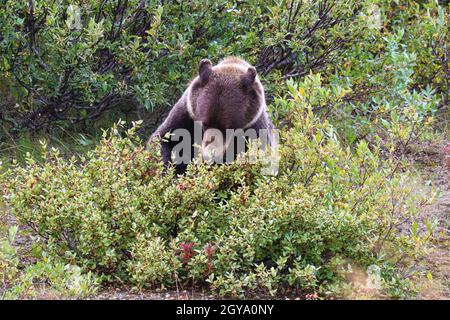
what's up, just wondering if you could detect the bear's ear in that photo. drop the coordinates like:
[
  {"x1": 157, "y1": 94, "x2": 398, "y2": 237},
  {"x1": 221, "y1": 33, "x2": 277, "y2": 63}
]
[
  {"x1": 199, "y1": 59, "x2": 212, "y2": 84},
  {"x1": 241, "y1": 67, "x2": 257, "y2": 87}
]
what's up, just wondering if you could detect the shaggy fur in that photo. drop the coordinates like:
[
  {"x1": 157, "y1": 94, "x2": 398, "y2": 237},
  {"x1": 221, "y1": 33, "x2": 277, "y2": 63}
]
[{"x1": 149, "y1": 57, "x2": 275, "y2": 174}]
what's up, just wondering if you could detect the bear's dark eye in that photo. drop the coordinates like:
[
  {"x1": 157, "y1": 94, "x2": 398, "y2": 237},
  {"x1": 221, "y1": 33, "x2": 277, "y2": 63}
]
[{"x1": 204, "y1": 135, "x2": 215, "y2": 147}]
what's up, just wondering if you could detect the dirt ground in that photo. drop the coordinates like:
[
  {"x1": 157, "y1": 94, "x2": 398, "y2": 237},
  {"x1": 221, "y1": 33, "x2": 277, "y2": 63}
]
[{"x1": 411, "y1": 143, "x2": 450, "y2": 299}]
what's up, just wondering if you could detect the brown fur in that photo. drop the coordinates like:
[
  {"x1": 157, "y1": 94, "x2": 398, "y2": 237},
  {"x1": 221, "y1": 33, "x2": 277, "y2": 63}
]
[
  {"x1": 149, "y1": 57, "x2": 274, "y2": 174},
  {"x1": 188, "y1": 57, "x2": 264, "y2": 129}
]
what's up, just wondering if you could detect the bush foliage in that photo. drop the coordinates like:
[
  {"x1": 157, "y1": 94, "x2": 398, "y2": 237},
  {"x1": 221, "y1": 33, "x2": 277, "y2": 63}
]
[
  {"x1": 0, "y1": 0, "x2": 366, "y2": 131},
  {"x1": 0, "y1": 225, "x2": 98, "y2": 299},
  {"x1": 2, "y1": 91, "x2": 435, "y2": 297},
  {"x1": 4, "y1": 0, "x2": 446, "y2": 133},
  {"x1": 0, "y1": 0, "x2": 447, "y2": 299}
]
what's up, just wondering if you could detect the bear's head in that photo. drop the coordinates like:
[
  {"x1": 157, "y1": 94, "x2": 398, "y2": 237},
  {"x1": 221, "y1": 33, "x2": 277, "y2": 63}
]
[{"x1": 186, "y1": 58, "x2": 266, "y2": 161}]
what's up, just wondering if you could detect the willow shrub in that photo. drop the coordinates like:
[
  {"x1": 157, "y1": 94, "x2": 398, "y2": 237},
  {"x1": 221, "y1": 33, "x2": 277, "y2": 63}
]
[
  {"x1": 0, "y1": 0, "x2": 363, "y2": 131},
  {"x1": 2, "y1": 92, "x2": 433, "y2": 298}
]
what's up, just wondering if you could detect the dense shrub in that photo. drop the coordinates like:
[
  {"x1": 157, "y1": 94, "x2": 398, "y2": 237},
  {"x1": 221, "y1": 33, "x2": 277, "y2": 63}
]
[
  {"x1": 268, "y1": 0, "x2": 447, "y2": 147},
  {"x1": 0, "y1": 0, "x2": 365, "y2": 131},
  {"x1": 2, "y1": 88, "x2": 435, "y2": 298},
  {"x1": 0, "y1": 0, "x2": 446, "y2": 300},
  {"x1": 0, "y1": 226, "x2": 98, "y2": 299}
]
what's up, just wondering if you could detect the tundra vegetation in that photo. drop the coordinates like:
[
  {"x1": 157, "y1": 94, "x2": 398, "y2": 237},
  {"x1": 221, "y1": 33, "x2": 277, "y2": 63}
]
[{"x1": 0, "y1": 0, "x2": 448, "y2": 299}]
